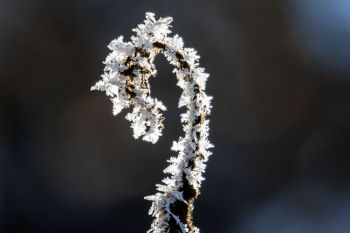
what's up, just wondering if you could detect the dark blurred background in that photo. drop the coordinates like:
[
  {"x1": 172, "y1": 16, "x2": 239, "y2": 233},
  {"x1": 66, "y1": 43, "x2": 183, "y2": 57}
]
[{"x1": 1, "y1": 0, "x2": 350, "y2": 232}]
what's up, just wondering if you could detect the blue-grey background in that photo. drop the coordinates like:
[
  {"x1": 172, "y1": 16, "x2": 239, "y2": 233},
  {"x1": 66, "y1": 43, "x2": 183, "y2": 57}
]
[{"x1": 1, "y1": 0, "x2": 350, "y2": 232}]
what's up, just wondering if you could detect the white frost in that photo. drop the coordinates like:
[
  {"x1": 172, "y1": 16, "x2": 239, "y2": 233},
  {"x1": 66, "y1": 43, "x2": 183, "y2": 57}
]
[{"x1": 91, "y1": 12, "x2": 213, "y2": 233}]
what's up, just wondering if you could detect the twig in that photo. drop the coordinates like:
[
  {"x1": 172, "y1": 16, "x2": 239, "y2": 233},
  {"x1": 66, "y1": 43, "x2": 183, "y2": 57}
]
[{"x1": 91, "y1": 12, "x2": 213, "y2": 233}]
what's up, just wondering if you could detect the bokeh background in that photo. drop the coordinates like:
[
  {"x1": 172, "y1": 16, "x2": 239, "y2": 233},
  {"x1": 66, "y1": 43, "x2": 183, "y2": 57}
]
[{"x1": 1, "y1": 0, "x2": 350, "y2": 232}]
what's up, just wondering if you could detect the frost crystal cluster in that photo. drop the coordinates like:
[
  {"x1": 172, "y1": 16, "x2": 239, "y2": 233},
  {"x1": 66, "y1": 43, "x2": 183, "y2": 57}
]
[{"x1": 91, "y1": 12, "x2": 213, "y2": 233}]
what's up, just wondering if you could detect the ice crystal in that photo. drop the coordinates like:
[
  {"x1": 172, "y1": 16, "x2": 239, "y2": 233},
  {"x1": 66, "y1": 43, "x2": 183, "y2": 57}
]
[{"x1": 91, "y1": 12, "x2": 213, "y2": 233}]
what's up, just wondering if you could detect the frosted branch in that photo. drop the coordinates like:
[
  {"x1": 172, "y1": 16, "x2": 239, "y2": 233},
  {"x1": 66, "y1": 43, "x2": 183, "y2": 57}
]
[{"x1": 91, "y1": 12, "x2": 213, "y2": 233}]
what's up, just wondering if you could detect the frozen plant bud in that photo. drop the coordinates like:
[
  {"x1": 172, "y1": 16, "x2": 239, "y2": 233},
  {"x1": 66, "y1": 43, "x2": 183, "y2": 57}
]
[{"x1": 91, "y1": 12, "x2": 213, "y2": 233}]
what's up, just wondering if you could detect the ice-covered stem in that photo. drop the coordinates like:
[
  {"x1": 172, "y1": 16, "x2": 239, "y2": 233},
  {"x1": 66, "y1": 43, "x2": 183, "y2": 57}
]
[{"x1": 91, "y1": 12, "x2": 213, "y2": 233}]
